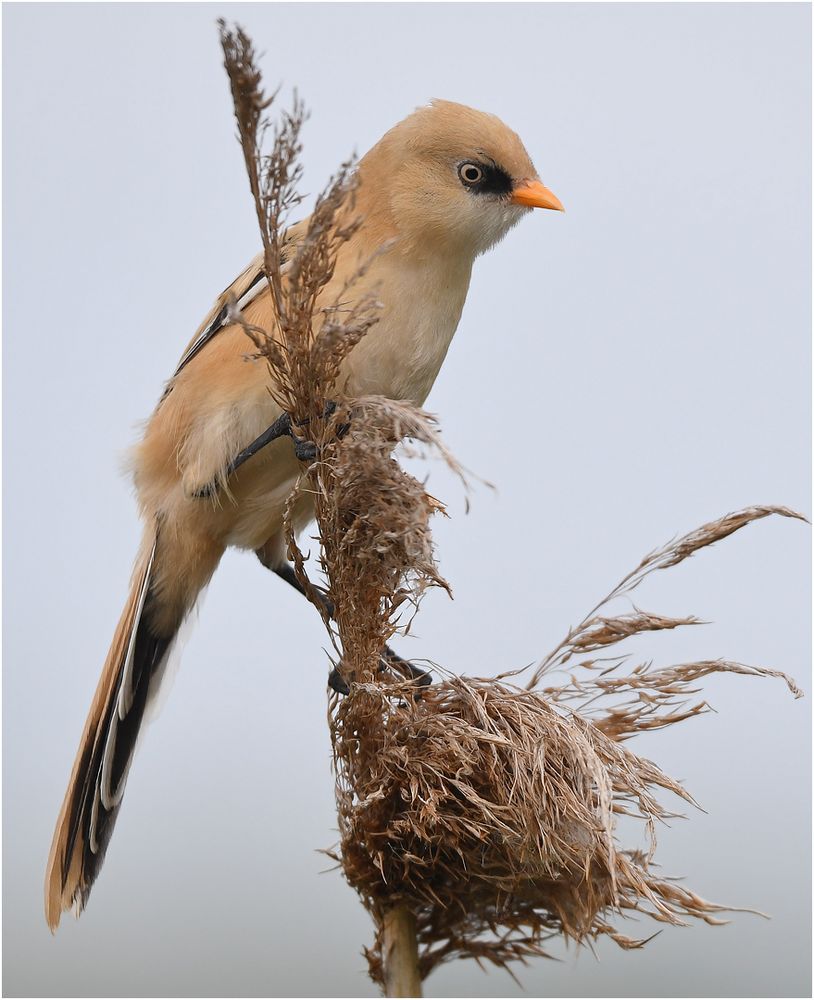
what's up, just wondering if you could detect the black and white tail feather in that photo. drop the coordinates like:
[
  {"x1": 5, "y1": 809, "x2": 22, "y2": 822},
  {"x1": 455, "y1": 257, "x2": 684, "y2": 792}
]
[
  {"x1": 45, "y1": 232, "x2": 302, "y2": 929},
  {"x1": 45, "y1": 531, "x2": 189, "y2": 929}
]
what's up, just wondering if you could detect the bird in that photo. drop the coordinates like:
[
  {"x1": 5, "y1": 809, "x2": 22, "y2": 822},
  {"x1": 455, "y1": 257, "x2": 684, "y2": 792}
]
[{"x1": 44, "y1": 98, "x2": 563, "y2": 930}]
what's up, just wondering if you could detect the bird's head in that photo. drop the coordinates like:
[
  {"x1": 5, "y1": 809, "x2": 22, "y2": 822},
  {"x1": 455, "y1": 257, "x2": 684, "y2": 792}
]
[{"x1": 358, "y1": 99, "x2": 563, "y2": 257}]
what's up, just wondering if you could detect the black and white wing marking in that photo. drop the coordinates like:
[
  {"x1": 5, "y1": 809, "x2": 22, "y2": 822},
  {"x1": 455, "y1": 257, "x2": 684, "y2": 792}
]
[
  {"x1": 160, "y1": 223, "x2": 306, "y2": 401},
  {"x1": 171, "y1": 252, "x2": 267, "y2": 381}
]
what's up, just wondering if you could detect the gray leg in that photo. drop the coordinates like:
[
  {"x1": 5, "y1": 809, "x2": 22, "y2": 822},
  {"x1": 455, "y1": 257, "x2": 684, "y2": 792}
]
[
  {"x1": 194, "y1": 412, "x2": 319, "y2": 499},
  {"x1": 269, "y1": 561, "x2": 432, "y2": 694}
]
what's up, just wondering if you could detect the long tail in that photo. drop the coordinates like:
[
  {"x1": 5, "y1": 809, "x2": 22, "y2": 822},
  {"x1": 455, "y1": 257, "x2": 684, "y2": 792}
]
[{"x1": 45, "y1": 528, "x2": 178, "y2": 930}]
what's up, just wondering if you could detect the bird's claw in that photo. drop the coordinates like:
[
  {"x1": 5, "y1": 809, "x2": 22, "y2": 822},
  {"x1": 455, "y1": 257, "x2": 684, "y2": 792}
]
[
  {"x1": 327, "y1": 656, "x2": 432, "y2": 699},
  {"x1": 328, "y1": 667, "x2": 351, "y2": 696},
  {"x1": 293, "y1": 438, "x2": 318, "y2": 463},
  {"x1": 291, "y1": 401, "x2": 349, "y2": 464}
]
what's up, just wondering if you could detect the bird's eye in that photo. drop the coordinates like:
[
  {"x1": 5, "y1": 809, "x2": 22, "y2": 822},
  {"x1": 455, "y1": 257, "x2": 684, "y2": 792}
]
[{"x1": 458, "y1": 162, "x2": 484, "y2": 187}]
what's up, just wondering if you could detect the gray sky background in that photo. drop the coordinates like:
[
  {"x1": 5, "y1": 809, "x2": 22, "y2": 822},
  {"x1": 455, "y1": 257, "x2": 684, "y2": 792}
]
[{"x1": 3, "y1": 3, "x2": 811, "y2": 997}]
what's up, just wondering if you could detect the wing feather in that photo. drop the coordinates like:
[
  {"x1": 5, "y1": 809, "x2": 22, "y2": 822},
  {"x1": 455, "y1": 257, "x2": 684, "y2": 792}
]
[{"x1": 163, "y1": 220, "x2": 308, "y2": 396}]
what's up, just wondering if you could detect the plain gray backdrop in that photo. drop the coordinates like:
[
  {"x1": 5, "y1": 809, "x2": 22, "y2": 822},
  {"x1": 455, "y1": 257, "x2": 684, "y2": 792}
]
[{"x1": 3, "y1": 3, "x2": 811, "y2": 997}]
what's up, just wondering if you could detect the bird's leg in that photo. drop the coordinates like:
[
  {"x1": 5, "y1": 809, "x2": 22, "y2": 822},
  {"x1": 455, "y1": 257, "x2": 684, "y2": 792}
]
[
  {"x1": 194, "y1": 412, "x2": 295, "y2": 498},
  {"x1": 193, "y1": 403, "x2": 343, "y2": 498},
  {"x1": 270, "y1": 562, "x2": 432, "y2": 695},
  {"x1": 274, "y1": 562, "x2": 336, "y2": 620}
]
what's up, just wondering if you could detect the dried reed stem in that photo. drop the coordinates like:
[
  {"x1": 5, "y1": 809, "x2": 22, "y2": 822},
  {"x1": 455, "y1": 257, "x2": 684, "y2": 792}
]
[
  {"x1": 217, "y1": 21, "x2": 806, "y2": 994},
  {"x1": 382, "y1": 906, "x2": 422, "y2": 998},
  {"x1": 220, "y1": 22, "x2": 447, "y2": 993}
]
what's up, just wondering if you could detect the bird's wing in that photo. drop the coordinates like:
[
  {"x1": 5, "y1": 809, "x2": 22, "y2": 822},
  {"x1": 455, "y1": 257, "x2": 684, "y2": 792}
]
[
  {"x1": 171, "y1": 252, "x2": 266, "y2": 378},
  {"x1": 168, "y1": 220, "x2": 308, "y2": 385}
]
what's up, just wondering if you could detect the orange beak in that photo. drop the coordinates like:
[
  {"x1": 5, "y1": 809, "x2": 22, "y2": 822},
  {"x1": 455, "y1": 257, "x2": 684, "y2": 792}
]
[{"x1": 511, "y1": 179, "x2": 564, "y2": 212}]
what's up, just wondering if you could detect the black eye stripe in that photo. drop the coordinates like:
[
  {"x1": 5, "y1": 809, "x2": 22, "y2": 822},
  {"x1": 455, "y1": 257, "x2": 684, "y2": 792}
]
[{"x1": 458, "y1": 160, "x2": 513, "y2": 198}]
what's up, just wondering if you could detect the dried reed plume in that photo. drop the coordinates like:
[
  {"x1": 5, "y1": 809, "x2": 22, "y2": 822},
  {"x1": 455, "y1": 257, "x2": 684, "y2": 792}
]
[
  {"x1": 218, "y1": 23, "x2": 805, "y2": 993},
  {"x1": 219, "y1": 21, "x2": 457, "y2": 679},
  {"x1": 333, "y1": 507, "x2": 803, "y2": 984}
]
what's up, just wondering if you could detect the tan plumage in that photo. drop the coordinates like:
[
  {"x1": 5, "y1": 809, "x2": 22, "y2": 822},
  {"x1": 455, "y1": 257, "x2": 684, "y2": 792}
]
[{"x1": 45, "y1": 99, "x2": 562, "y2": 929}]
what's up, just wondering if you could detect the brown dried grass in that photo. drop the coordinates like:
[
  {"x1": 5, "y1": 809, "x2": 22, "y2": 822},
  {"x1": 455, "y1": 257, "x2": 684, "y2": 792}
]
[
  {"x1": 330, "y1": 506, "x2": 803, "y2": 984},
  {"x1": 219, "y1": 23, "x2": 805, "y2": 991}
]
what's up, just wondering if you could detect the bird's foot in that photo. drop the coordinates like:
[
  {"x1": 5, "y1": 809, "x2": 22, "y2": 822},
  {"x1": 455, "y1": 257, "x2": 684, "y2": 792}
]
[
  {"x1": 292, "y1": 437, "x2": 318, "y2": 463},
  {"x1": 328, "y1": 666, "x2": 351, "y2": 696},
  {"x1": 381, "y1": 646, "x2": 433, "y2": 689},
  {"x1": 327, "y1": 648, "x2": 432, "y2": 698},
  {"x1": 290, "y1": 401, "x2": 350, "y2": 465}
]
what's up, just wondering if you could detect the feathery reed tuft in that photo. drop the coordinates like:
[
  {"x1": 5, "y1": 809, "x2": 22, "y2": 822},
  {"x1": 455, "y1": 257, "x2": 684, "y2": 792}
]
[{"x1": 330, "y1": 506, "x2": 802, "y2": 984}]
